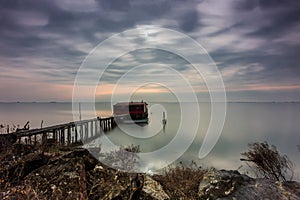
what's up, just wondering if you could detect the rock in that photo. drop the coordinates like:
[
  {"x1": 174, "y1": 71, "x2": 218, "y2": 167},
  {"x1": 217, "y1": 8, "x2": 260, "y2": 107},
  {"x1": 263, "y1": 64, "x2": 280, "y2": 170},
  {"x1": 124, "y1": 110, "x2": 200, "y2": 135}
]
[
  {"x1": 0, "y1": 134, "x2": 17, "y2": 150},
  {"x1": 99, "y1": 173, "x2": 172, "y2": 200},
  {"x1": 62, "y1": 148, "x2": 98, "y2": 171},
  {"x1": 102, "y1": 182, "x2": 128, "y2": 200},
  {"x1": 101, "y1": 172, "x2": 143, "y2": 200},
  {"x1": 87, "y1": 164, "x2": 130, "y2": 199},
  {"x1": 2, "y1": 144, "x2": 300, "y2": 200},
  {"x1": 198, "y1": 169, "x2": 251, "y2": 199},
  {"x1": 25, "y1": 149, "x2": 91, "y2": 199},
  {"x1": 0, "y1": 152, "x2": 49, "y2": 187},
  {"x1": 142, "y1": 175, "x2": 170, "y2": 200},
  {"x1": 225, "y1": 178, "x2": 300, "y2": 200},
  {"x1": 198, "y1": 169, "x2": 300, "y2": 200}
]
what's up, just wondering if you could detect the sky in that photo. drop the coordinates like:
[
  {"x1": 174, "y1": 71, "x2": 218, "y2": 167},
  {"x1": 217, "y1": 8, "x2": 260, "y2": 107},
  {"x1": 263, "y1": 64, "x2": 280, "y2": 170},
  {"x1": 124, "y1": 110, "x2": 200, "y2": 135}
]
[{"x1": 0, "y1": 0, "x2": 300, "y2": 102}]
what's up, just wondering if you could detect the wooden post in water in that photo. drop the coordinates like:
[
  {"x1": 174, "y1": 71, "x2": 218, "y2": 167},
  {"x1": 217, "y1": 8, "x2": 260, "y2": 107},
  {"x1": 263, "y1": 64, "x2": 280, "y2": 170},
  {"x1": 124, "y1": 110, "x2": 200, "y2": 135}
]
[
  {"x1": 105, "y1": 119, "x2": 108, "y2": 132},
  {"x1": 97, "y1": 118, "x2": 100, "y2": 135},
  {"x1": 75, "y1": 126, "x2": 78, "y2": 143},
  {"x1": 109, "y1": 118, "x2": 111, "y2": 130},
  {"x1": 42, "y1": 132, "x2": 47, "y2": 144},
  {"x1": 82, "y1": 123, "x2": 85, "y2": 142},
  {"x1": 58, "y1": 129, "x2": 60, "y2": 143},
  {"x1": 111, "y1": 117, "x2": 114, "y2": 129},
  {"x1": 99, "y1": 118, "x2": 101, "y2": 134},
  {"x1": 107, "y1": 118, "x2": 109, "y2": 131},
  {"x1": 95, "y1": 119, "x2": 98, "y2": 136},
  {"x1": 85, "y1": 122, "x2": 88, "y2": 141},
  {"x1": 93, "y1": 120, "x2": 96, "y2": 137},
  {"x1": 95, "y1": 120, "x2": 97, "y2": 135},
  {"x1": 60, "y1": 129, "x2": 64, "y2": 144},
  {"x1": 100, "y1": 119, "x2": 102, "y2": 132},
  {"x1": 67, "y1": 126, "x2": 71, "y2": 145},
  {"x1": 94, "y1": 120, "x2": 97, "y2": 138},
  {"x1": 80, "y1": 124, "x2": 83, "y2": 141},
  {"x1": 53, "y1": 129, "x2": 56, "y2": 141},
  {"x1": 59, "y1": 129, "x2": 62, "y2": 144},
  {"x1": 56, "y1": 129, "x2": 59, "y2": 142},
  {"x1": 56, "y1": 129, "x2": 58, "y2": 142},
  {"x1": 91, "y1": 121, "x2": 94, "y2": 138}
]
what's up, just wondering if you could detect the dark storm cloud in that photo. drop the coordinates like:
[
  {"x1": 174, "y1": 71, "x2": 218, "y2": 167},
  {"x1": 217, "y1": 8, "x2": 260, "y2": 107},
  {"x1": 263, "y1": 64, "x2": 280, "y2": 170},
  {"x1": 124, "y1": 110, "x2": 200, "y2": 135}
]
[
  {"x1": 200, "y1": 0, "x2": 300, "y2": 97},
  {"x1": 179, "y1": 10, "x2": 199, "y2": 32},
  {"x1": 0, "y1": 0, "x2": 88, "y2": 63},
  {"x1": 232, "y1": 0, "x2": 300, "y2": 39},
  {"x1": 97, "y1": 0, "x2": 131, "y2": 11},
  {"x1": 211, "y1": 43, "x2": 300, "y2": 86},
  {"x1": 233, "y1": 0, "x2": 297, "y2": 11},
  {"x1": 93, "y1": 0, "x2": 201, "y2": 32},
  {"x1": 248, "y1": 9, "x2": 300, "y2": 39},
  {"x1": 0, "y1": 0, "x2": 200, "y2": 66}
]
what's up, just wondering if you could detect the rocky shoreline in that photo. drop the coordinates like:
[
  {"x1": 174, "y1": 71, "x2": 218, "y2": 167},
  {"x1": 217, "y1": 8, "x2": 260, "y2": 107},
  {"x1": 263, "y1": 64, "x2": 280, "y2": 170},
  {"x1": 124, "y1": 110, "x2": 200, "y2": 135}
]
[{"x1": 0, "y1": 144, "x2": 299, "y2": 200}]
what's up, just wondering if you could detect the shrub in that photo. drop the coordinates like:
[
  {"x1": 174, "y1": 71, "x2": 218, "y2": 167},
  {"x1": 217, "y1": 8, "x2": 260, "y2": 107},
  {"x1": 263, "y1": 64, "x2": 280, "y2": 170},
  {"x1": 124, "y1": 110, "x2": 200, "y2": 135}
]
[
  {"x1": 241, "y1": 142, "x2": 293, "y2": 181},
  {"x1": 153, "y1": 162, "x2": 208, "y2": 199},
  {"x1": 101, "y1": 144, "x2": 140, "y2": 172}
]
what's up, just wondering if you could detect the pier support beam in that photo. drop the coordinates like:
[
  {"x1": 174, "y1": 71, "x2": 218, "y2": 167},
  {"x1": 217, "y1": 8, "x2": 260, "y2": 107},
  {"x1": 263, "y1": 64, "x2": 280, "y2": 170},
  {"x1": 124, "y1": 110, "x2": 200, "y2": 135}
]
[
  {"x1": 75, "y1": 126, "x2": 78, "y2": 143},
  {"x1": 67, "y1": 126, "x2": 71, "y2": 145},
  {"x1": 60, "y1": 129, "x2": 65, "y2": 144}
]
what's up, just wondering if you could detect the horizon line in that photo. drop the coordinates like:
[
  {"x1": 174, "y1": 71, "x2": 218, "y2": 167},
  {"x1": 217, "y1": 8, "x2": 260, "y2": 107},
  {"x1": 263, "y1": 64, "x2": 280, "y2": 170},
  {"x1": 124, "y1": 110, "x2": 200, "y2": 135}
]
[{"x1": 0, "y1": 101, "x2": 300, "y2": 103}]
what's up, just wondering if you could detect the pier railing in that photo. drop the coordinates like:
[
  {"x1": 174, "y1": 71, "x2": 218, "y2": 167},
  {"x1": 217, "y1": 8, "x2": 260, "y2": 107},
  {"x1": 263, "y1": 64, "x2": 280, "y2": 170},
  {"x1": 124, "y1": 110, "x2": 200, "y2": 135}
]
[{"x1": 10, "y1": 117, "x2": 116, "y2": 145}]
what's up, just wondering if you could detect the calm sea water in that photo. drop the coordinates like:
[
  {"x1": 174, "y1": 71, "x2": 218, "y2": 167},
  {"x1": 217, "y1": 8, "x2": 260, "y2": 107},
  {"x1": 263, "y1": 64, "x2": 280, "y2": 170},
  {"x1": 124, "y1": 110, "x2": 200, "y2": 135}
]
[{"x1": 0, "y1": 102, "x2": 299, "y2": 179}]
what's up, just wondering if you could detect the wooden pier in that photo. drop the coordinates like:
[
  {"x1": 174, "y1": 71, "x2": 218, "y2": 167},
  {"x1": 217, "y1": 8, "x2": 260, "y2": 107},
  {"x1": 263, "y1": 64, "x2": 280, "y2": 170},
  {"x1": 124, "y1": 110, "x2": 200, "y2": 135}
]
[{"x1": 11, "y1": 117, "x2": 116, "y2": 146}]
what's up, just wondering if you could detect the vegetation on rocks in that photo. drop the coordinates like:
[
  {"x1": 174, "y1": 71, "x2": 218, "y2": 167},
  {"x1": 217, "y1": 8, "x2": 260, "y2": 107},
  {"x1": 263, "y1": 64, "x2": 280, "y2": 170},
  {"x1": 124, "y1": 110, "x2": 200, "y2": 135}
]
[
  {"x1": 152, "y1": 163, "x2": 208, "y2": 199},
  {"x1": 0, "y1": 140, "x2": 299, "y2": 199},
  {"x1": 241, "y1": 141, "x2": 294, "y2": 181}
]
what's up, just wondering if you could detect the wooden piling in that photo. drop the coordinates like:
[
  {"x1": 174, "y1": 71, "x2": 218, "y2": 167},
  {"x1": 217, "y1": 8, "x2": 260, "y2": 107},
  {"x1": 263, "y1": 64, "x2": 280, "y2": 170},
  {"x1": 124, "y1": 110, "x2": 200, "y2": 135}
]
[
  {"x1": 80, "y1": 124, "x2": 83, "y2": 141},
  {"x1": 75, "y1": 126, "x2": 78, "y2": 143},
  {"x1": 53, "y1": 129, "x2": 56, "y2": 140},
  {"x1": 67, "y1": 126, "x2": 71, "y2": 145},
  {"x1": 85, "y1": 123, "x2": 88, "y2": 141},
  {"x1": 42, "y1": 132, "x2": 47, "y2": 144},
  {"x1": 62, "y1": 129, "x2": 64, "y2": 144},
  {"x1": 91, "y1": 121, "x2": 94, "y2": 137},
  {"x1": 95, "y1": 119, "x2": 98, "y2": 136}
]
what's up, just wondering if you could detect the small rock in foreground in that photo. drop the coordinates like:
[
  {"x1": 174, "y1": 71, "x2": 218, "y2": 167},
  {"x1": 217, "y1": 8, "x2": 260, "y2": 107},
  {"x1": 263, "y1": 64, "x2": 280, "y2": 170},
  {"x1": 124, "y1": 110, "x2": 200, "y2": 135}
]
[{"x1": 198, "y1": 169, "x2": 300, "y2": 200}]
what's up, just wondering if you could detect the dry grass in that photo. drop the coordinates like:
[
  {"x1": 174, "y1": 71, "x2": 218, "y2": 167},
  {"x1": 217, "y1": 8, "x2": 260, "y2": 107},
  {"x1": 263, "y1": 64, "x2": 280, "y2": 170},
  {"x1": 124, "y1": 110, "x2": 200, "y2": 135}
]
[
  {"x1": 241, "y1": 141, "x2": 294, "y2": 181},
  {"x1": 153, "y1": 163, "x2": 208, "y2": 199},
  {"x1": 101, "y1": 144, "x2": 140, "y2": 172}
]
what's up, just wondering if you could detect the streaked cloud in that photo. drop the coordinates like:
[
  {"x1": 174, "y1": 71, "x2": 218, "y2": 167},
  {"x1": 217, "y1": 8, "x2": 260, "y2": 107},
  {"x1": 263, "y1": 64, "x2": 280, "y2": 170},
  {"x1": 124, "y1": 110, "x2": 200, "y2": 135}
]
[{"x1": 0, "y1": 0, "x2": 299, "y2": 102}]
